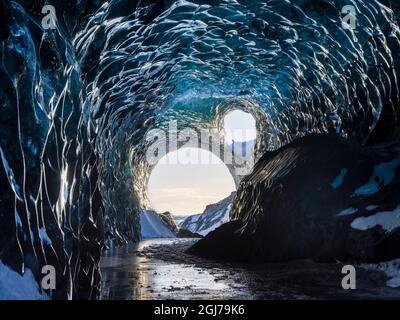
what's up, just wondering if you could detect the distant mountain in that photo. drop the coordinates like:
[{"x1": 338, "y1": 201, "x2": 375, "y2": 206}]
[
  {"x1": 228, "y1": 139, "x2": 255, "y2": 160},
  {"x1": 180, "y1": 192, "x2": 236, "y2": 236},
  {"x1": 174, "y1": 215, "x2": 190, "y2": 228},
  {"x1": 140, "y1": 209, "x2": 177, "y2": 239}
]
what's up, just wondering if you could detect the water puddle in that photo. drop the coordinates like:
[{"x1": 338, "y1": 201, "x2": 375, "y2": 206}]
[
  {"x1": 100, "y1": 239, "x2": 250, "y2": 300},
  {"x1": 100, "y1": 238, "x2": 400, "y2": 300}
]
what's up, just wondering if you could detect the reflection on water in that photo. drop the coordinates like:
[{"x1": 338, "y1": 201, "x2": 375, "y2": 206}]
[
  {"x1": 100, "y1": 239, "x2": 248, "y2": 300},
  {"x1": 101, "y1": 241, "x2": 149, "y2": 299},
  {"x1": 100, "y1": 238, "x2": 400, "y2": 300}
]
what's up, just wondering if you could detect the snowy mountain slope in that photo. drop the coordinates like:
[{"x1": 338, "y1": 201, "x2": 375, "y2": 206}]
[
  {"x1": 140, "y1": 210, "x2": 177, "y2": 239},
  {"x1": 180, "y1": 192, "x2": 235, "y2": 236},
  {"x1": 174, "y1": 215, "x2": 190, "y2": 228},
  {"x1": 180, "y1": 214, "x2": 201, "y2": 233}
]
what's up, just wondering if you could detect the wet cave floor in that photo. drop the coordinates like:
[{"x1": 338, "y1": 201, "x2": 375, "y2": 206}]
[{"x1": 100, "y1": 238, "x2": 399, "y2": 300}]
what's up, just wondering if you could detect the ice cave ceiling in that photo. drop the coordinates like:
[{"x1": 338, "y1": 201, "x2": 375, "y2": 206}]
[{"x1": 0, "y1": 0, "x2": 399, "y2": 299}]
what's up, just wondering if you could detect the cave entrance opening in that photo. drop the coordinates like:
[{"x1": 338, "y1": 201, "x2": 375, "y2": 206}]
[
  {"x1": 223, "y1": 109, "x2": 257, "y2": 159},
  {"x1": 146, "y1": 147, "x2": 236, "y2": 220}
]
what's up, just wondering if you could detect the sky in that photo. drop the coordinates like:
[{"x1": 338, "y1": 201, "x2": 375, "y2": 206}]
[
  {"x1": 147, "y1": 148, "x2": 236, "y2": 216},
  {"x1": 223, "y1": 110, "x2": 257, "y2": 143},
  {"x1": 147, "y1": 110, "x2": 256, "y2": 216}
]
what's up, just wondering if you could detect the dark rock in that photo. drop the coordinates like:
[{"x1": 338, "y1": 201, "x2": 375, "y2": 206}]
[
  {"x1": 158, "y1": 211, "x2": 179, "y2": 234},
  {"x1": 177, "y1": 228, "x2": 203, "y2": 239},
  {"x1": 190, "y1": 134, "x2": 400, "y2": 263}
]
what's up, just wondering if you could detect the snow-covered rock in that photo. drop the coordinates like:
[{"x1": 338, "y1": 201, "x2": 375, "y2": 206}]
[
  {"x1": 174, "y1": 216, "x2": 190, "y2": 228},
  {"x1": 181, "y1": 192, "x2": 235, "y2": 236},
  {"x1": 140, "y1": 210, "x2": 177, "y2": 239}
]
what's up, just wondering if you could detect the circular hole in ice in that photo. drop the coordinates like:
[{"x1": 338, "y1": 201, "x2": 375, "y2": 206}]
[
  {"x1": 223, "y1": 109, "x2": 257, "y2": 159},
  {"x1": 147, "y1": 147, "x2": 236, "y2": 217}
]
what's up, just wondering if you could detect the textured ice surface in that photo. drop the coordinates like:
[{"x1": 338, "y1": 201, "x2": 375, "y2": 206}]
[{"x1": 1, "y1": 0, "x2": 400, "y2": 298}]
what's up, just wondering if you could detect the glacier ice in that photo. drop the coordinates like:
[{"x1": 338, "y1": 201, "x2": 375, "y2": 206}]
[
  {"x1": 140, "y1": 209, "x2": 177, "y2": 239},
  {"x1": 1, "y1": 0, "x2": 400, "y2": 298}
]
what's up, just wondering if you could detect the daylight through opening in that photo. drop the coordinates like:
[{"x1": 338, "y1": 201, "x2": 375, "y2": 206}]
[
  {"x1": 147, "y1": 147, "x2": 236, "y2": 217},
  {"x1": 223, "y1": 110, "x2": 257, "y2": 159}
]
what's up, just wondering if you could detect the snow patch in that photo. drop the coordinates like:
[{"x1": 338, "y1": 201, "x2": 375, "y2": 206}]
[
  {"x1": 181, "y1": 194, "x2": 234, "y2": 236},
  {"x1": 351, "y1": 205, "x2": 400, "y2": 232},
  {"x1": 0, "y1": 260, "x2": 49, "y2": 300},
  {"x1": 173, "y1": 215, "x2": 190, "y2": 227},
  {"x1": 361, "y1": 259, "x2": 400, "y2": 288},
  {"x1": 337, "y1": 207, "x2": 358, "y2": 216},
  {"x1": 39, "y1": 227, "x2": 52, "y2": 246},
  {"x1": 0, "y1": 146, "x2": 22, "y2": 200},
  {"x1": 16, "y1": 212, "x2": 22, "y2": 227},
  {"x1": 331, "y1": 168, "x2": 348, "y2": 189},
  {"x1": 197, "y1": 204, "x2": 232, "y2": 236},
  {"x1": 352, "y1": 159, "x2": 400, "y2": 197}
]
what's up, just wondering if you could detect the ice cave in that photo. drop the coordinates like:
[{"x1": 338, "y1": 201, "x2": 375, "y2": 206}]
[{"x1": 1, "y1": 0, "x2": 400, "y2": 299}]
